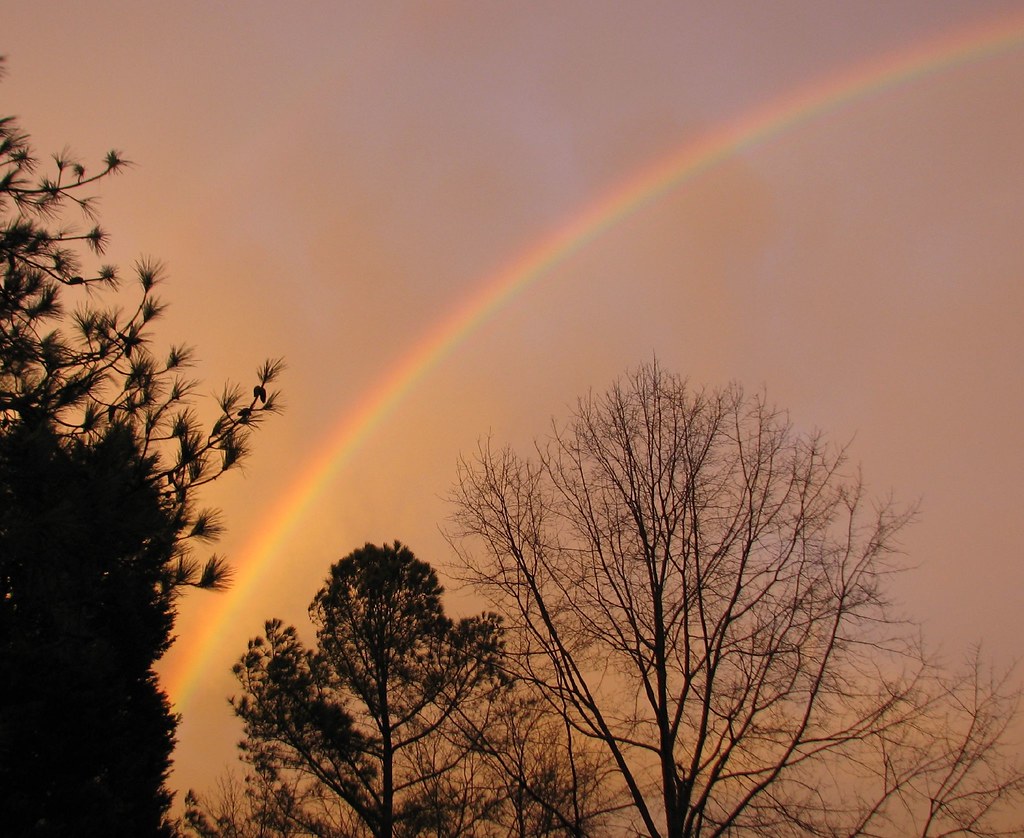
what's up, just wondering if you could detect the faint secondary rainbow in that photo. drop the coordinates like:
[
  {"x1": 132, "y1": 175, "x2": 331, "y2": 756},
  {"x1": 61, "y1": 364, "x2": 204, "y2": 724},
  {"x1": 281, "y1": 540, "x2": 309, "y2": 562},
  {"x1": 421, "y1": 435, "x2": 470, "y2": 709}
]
[{"x1": 165, "y1": 11, "x2": 1024, "y2": 709}]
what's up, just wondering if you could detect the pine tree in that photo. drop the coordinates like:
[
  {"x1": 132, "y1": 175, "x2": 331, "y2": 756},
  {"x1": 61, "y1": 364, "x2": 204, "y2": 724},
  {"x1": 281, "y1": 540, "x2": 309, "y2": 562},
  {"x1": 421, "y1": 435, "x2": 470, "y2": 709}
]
[
  {"x1": 0, "y1": 57, "x2": 281, "y2": 835},
  {"x1": 228, "y1": 543, "x2": 504, "y2": 838}
]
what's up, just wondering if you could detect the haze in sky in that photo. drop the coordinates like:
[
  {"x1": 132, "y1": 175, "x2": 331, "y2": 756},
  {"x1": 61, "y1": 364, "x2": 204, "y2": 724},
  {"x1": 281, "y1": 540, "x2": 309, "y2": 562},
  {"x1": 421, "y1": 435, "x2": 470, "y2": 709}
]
[{"x1": 5, "y1": 0, "x2": 1024, "y2": 802}]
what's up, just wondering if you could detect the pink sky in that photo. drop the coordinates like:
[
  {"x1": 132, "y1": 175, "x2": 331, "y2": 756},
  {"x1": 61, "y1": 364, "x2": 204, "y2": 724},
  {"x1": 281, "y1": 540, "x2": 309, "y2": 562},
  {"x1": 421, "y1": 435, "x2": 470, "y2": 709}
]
[{"x1": 6, "y1": 0, "x2": 1024, "y2": 803}]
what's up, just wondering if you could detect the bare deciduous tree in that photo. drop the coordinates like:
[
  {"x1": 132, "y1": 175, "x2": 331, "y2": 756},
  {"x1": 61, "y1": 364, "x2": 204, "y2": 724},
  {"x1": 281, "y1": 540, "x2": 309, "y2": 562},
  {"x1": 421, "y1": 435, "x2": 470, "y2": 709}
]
[
  {"x1": 448, "y1": 362, "x2": 1023, "y2": 837},
  {"x1": 469, "y1": 686, "x2": 626, "y2": 837},
  {"x1": 844, "y1": 650, "x2": 1024, "y2": 837}
]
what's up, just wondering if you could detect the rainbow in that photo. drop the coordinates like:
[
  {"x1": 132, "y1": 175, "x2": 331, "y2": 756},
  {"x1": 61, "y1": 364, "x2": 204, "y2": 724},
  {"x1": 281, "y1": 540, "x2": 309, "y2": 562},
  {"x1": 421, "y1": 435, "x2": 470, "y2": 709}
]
[{"x1": 164, "y1": 11, "x2": 1024, "y2": 710}]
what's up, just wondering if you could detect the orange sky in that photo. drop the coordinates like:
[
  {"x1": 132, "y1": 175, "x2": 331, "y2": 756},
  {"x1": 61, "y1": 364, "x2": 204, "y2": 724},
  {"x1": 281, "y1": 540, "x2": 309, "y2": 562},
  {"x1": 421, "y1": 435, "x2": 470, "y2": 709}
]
[{"x1": 6, "y1": 0, "x2": 1024, "y2": 804}]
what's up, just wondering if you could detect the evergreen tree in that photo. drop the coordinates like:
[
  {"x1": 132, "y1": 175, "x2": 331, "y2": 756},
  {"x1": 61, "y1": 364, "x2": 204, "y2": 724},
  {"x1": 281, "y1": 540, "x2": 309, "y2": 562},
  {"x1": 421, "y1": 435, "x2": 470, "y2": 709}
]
[
  {"x1": 227, "y1": 542, "x2": 504, "y2": 838},
  {"x1": 0, "y1": 58, "x2": 281, "y2": 835}
]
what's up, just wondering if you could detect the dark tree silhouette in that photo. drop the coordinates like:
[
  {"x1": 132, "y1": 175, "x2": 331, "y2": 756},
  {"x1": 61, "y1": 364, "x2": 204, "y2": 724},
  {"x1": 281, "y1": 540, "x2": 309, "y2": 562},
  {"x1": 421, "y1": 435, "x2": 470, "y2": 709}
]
[
  {"x1": 225, "y1": 542, "x2": 505, "y2": 838},
  {"x1": 0, "y1": 58, "x2": 281, "y2": 835},
  {"x1": 448, "y1": 362, "x2": 1024, "y2": 837},
  {"x1": 0, "y1": 421, "x2": 181, "y2": 836},
  {"x1": 466, "y1": 685, "x2": 625, "y2": 836},
  {"x1": 182, "y1": 770, "x2": 287, "y2": 838}
]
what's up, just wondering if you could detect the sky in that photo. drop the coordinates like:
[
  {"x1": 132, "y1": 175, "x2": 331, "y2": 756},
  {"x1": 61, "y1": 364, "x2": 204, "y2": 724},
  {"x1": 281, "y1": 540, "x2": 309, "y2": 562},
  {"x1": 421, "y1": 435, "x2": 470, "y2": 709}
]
[{"x1": 5, "y1": 0, "x2": 1024, "y2": 805}]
